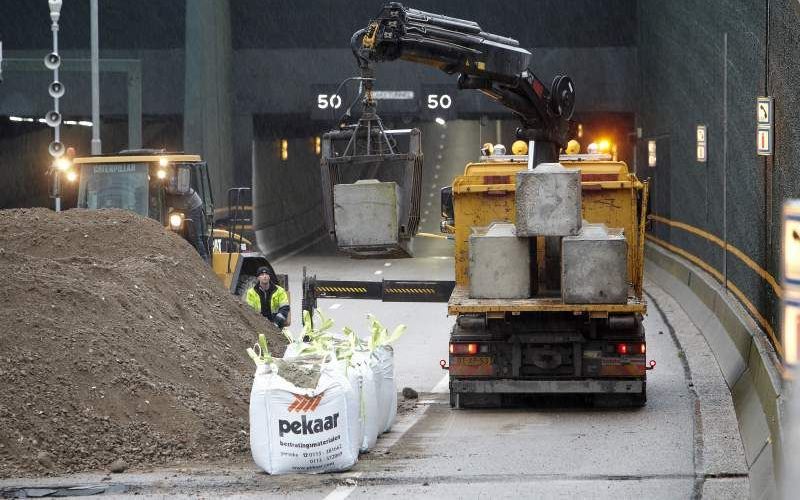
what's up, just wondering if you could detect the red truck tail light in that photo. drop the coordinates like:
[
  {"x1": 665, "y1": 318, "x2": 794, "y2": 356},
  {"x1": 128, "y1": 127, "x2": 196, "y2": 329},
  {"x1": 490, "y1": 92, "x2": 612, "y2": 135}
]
[
  {"x1": 449, "y1": 343, "x2": 482, "y2": 355},
  {"x1": 615, "y1": 342, "x2": 645, "y2": 355}
]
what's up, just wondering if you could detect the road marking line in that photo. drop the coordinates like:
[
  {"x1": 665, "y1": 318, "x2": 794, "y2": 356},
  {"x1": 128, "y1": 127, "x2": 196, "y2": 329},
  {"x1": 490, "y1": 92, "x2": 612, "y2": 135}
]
[
  {"x1": 431, "y1": 373, "x2": 449, "y2": 393},
  {"x1": 372, "y1": 397, "x2": 436, "y2": 452},
  {"x1": 322, "y1": 472, "x2": 362, "y2": 500},
  {"x1": 329, "y1": 303, "x2": 341, "y2": 310},
  {"x1": 324, "y1": 398, "x2": 437, "y2": 499},
  {"x1": 374, "y1": 270, "x2": 383, "y2": 275},
  {"x1": 384, "y1": 262, "x2": 392, "y2": 267}
]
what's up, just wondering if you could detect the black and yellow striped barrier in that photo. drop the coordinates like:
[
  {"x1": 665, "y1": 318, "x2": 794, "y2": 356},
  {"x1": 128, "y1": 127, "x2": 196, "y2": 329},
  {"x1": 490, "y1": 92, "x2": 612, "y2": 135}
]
[
  {"x1": 385, "y1": 288, "x2": 436, "y2": 294},
  {"x1": 317, "y1": 286, "x2": 369, "y2": 294},
  {"x1": 308, "y1": 278, "x2": 455, "y2": 303}
]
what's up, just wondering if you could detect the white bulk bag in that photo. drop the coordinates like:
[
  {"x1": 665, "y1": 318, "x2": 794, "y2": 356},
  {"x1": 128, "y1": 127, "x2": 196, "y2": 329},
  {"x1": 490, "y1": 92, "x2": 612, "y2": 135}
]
[
  {"x1": 351, "y1": 351, "x2": 380, "y2": 452},
  {"x1": 372, "y1": 346, "x2": 397, "y2": 433},
  {"x1": 249, "y1": 360, "x2": 361, "y2": 474}
]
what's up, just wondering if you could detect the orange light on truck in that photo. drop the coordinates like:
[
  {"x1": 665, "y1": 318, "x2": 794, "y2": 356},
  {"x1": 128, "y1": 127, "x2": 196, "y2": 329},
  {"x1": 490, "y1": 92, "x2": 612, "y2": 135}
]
[
  {"x1": 615, "y1": 343, "x2": 645, "y2": 355},
  {"x1": 450, "y1": 343, "x2": 480, "y2": 355}
]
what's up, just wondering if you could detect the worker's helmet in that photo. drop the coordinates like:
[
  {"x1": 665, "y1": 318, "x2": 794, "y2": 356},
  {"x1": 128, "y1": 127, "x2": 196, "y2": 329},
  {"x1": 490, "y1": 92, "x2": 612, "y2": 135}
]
[
  {"x1": 480, "y1": 142, "x2": 494, "y2": 156},
  {"x1": 565, "y1": 139, "x2": 581, "y2": 154},
  {"x1": 511, "y1": 140, "x2": 528, "y2": 155},
  {"x1": 256, "y1": 266, "x2": 271, "y2": 277},
  {"x1": 493, "y1": 143, "x2": 506, "y2": 156}
]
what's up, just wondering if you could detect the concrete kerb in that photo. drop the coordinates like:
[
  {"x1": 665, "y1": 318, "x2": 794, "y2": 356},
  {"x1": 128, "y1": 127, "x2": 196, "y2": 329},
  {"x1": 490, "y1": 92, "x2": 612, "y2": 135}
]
[{"x1": 645, "y1": 242, "x2": 784, "y2": 499}]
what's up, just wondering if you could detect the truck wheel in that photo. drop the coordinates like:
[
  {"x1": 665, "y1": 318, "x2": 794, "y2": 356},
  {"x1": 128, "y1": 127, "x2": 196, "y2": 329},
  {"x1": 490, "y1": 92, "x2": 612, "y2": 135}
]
[
  {"x1": 449, "y1": 392, "x2": 501, "y2": 409},
  {"x1": 449, "y1": 392, "x2": 460, "y2": 409},
  {"x1": 631, "y1": 382, "x2": 647, "y2": 407}
]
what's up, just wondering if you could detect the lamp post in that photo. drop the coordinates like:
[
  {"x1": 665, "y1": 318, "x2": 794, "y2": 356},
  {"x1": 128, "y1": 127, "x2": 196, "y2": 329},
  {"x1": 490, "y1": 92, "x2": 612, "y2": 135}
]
[
  {"x1": 46, "y1": 0, "x2": 65, "y2": 211},
  {"x1": 90, "y1": 0, "x2": 101, "y2": 154}
]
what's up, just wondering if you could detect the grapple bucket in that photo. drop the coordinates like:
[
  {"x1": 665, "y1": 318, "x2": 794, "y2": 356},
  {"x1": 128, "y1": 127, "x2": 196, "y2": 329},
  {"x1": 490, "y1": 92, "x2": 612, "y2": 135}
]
[{"x1": 320, "y1": 124, "x2": 423, "y2": 258}]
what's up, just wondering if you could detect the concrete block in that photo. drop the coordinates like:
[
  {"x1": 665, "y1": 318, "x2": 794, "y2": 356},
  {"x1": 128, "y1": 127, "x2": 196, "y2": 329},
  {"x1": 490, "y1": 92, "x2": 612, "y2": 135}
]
[
  {"x1": 334, "y1": 180, "x2": 399, "y2": 247},
  {"x1": 716, "y1": 300, "x2": 756, "y2": 362},
  {"x1": 469, "y1": 222, "x2": 530, "y2": 299},
  {"x1": 731, "y1": 369, "x2": 771, "y2": 467},
  {"x1": 515, "y1": 163, "x2": 581, "y2": 237},
  {"x1": 687, "y1": 269, "x2": 719, "y2": 314},
  {"x1": 695, "y1": 309, "x2": 747, "y2": 390},
  {"x1": 562, "y1": 224, "x2": 627, "y2": 304}
]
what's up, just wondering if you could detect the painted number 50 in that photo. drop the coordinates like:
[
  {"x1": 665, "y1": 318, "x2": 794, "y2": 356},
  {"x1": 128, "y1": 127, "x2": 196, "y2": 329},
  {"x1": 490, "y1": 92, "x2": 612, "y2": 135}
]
[
  {"x1": 317, "y1": 94, "x2": 342, "y2": 109},
  {"x1": 427, "y1": 94, "x2": 452, "y2": 109}
]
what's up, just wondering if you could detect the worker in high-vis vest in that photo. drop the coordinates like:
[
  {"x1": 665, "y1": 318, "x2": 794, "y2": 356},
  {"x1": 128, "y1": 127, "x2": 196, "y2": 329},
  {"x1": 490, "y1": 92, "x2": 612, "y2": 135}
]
[{"x1": 246, "y1": 266, "x2": 290, "y2": 328}]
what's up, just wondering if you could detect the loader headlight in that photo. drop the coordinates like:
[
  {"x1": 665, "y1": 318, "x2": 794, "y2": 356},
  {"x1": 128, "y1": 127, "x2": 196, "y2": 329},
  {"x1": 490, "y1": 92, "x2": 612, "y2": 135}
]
[
  {"x1": 55, "y1": 157, "x2": 71, "y2": 171},
  {"x1": 169, "y1": 212, "x2": 184, "y2": 230},
  {"x1": 156, "y1": 168, "x2": 168, "y2": 180}
]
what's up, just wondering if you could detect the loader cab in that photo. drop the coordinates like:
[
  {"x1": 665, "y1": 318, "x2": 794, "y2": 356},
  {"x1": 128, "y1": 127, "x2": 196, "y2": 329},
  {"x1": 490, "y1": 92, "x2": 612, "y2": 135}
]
[
  {"x1": 74, "y1": 151, "x2": 213, "y2": 230},
  {"x1": 72, "y1": 151, "x2": 283, "y2": 301},
  {"x1": 74, "y1": 151, "x2": 215, "y2": 265}
]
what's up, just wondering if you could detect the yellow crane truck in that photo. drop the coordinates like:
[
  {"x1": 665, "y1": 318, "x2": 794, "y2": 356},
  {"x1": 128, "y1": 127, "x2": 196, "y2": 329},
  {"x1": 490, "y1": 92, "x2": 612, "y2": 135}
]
[
  {"x1": 302, "y1": 3, "x2": 653, "y2": 406},
  {"x1": 442, "y1": 153, "x2": 650, "y2": 407}
]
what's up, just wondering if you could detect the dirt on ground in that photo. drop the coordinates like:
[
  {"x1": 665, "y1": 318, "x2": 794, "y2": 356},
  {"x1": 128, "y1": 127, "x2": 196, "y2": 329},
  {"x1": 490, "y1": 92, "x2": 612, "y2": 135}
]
[{"x1": 0, "y1": 208, "x2": 286, "y2": 478}]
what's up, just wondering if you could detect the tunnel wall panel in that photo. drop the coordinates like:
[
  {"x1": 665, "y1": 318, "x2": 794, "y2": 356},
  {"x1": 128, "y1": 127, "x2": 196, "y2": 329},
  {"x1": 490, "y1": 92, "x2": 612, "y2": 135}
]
[{"x1": 639, "y1": 0, "x2": 799, "y2": 355}]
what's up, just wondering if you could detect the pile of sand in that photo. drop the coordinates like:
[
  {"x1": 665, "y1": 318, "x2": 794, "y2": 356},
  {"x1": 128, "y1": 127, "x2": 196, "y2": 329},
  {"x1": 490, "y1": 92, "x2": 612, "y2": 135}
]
[{"x1": 0, "y1": 208, "x2": 286, "y2": 477}]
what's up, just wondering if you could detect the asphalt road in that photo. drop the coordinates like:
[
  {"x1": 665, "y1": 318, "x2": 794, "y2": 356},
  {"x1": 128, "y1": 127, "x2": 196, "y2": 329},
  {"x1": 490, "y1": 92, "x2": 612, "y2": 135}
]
[{"x1": 1, "y1": 236, "x2": 748, "y2": 498}]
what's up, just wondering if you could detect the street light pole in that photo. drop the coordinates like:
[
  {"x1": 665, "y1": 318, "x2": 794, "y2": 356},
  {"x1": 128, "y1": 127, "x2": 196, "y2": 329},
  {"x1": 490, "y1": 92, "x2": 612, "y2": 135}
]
[
  {"x1": 46, "y1": 0, "x2": 65, "y2": 212},
  {"x1": 90, "y1": 0, "x2": 101, "y2": 155}
]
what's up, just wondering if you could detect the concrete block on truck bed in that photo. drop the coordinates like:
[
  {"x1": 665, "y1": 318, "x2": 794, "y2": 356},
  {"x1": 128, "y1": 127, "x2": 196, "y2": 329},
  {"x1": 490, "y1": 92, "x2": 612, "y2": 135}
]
[
  {"x1": 515, "y1": 163, "x2": 581, "y2": 237},
  {"x1": 334, "y1": 180, "x2": 400, "y2": 247},
  {"x1": 562, "y1": 223, "x2": 628, "y2": 304},
  {"x1": 469, "y1": 222, "x2": 530, "y2": 299}
]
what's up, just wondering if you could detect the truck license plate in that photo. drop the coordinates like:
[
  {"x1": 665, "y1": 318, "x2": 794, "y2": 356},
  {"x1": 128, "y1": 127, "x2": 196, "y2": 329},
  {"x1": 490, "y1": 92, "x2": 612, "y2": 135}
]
[{"x1": 450, "y1": 356, "x2": 494, "y2": 376}]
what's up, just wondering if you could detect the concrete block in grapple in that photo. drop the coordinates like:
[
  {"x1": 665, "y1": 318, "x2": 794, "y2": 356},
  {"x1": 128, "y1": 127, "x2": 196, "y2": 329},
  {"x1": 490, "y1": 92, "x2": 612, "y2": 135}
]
[
  {"x1": 562, "y1": 223, "x2": 628, "y2": 304},
  {"x1": 334, "y1": 180, "x2": 400, "y2": 247},
  {"x1": 469, "y1": 222, "x2": 530, "y2": 299},
  {"x1": 515, "y1": 163, "x2": 581, "y2": 237}
]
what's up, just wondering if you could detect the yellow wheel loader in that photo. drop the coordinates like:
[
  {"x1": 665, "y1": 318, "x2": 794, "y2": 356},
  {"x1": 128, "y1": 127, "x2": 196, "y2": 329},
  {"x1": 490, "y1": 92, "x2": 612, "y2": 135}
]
[{"x1": 69, "y1": 150, "x2": 286, "y2": 299}]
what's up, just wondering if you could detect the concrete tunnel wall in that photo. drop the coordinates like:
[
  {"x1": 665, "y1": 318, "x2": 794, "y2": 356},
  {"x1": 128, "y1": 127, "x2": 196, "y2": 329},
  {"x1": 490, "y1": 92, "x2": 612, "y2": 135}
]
[
  {"x1": 637, "y1": 5, "x2": 800, "y2": 494},
  {"x1": 637, "y1": 0, "x2": 800, "y2": 357}
]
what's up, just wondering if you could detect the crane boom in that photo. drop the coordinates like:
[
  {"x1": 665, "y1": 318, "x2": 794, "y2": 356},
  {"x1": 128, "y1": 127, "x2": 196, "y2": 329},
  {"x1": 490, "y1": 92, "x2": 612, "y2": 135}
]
[{"x1": 353, "y1": 2, "x2": 576, "y2": 164}]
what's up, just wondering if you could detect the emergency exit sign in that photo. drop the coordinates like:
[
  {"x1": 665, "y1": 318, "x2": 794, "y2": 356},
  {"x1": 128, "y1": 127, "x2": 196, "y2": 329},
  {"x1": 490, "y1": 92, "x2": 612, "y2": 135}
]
[
  {"x1": 757, "y1": 96, "x2": 774, "y2": 156},
  {"x1": 696, "y1": 125, "x2": 707, "y2": 162}
]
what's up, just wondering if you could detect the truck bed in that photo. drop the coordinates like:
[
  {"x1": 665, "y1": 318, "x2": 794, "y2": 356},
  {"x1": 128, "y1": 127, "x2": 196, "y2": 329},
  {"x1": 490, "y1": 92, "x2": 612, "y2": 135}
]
[{"x1": 447, "y1": 285, "x2": 646, "y2": 315}]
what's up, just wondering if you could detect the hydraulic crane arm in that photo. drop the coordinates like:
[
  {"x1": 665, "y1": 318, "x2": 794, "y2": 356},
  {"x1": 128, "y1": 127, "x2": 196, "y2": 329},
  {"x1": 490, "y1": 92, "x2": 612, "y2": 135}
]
[{"x1": 352, "y1": 2, "x2": 576, "y2": 164}]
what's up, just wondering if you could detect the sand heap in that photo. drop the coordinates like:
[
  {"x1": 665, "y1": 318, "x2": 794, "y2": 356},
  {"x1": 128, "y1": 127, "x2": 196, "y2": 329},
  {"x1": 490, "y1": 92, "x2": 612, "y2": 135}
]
[{"x1": 0, "y1": 208, "x2": 286, "y2": 477}]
